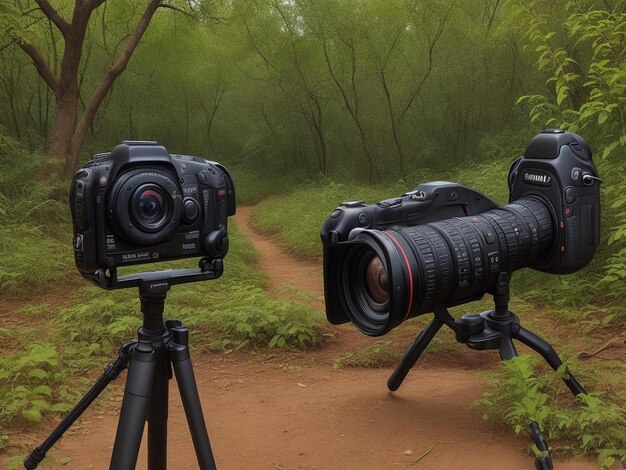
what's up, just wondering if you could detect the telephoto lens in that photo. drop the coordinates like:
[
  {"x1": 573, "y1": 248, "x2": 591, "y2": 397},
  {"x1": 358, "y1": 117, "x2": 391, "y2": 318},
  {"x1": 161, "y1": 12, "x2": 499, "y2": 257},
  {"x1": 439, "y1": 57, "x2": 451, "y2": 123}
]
[{"x1": 340, "y1": 197, "x2": 552, "y2": 335}]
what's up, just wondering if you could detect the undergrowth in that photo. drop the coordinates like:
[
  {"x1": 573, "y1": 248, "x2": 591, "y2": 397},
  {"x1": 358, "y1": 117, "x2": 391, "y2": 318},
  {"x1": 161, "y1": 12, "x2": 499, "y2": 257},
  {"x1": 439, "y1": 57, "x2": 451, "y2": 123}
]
[{"x1": 474, "y1": 355, "x2": 626, "y2": 468}]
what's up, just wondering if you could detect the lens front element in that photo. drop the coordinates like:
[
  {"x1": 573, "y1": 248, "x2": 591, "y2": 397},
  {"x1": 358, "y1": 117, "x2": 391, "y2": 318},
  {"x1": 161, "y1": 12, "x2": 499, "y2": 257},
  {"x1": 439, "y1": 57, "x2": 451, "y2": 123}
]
[
  {"x1": 364, "y1": 255, "x2": 389, "y2": 308},
  {"x1": 131, "y1": 184, "x2": 170, "y2": 232}
]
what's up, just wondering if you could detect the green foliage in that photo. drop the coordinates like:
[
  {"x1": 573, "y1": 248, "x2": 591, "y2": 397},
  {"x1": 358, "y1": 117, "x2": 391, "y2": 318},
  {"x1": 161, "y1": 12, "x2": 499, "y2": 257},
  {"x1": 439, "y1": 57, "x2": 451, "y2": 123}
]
[
  {"x1": 475, "y1": 355, "x2": 626, "y2": 467},
  {"x1": 199, "y1": 286, "x2": 324, "y2": 350},
  {"x1": 514, "y1": 1, "x2": 626, "y2": 160},
  {"x1": 0, "y1": 223, "x2": 75, "y2": 294},
  {"x1": 0, "y1": 342, "x2": 76, "y2": 426},
  {"x1": 332, "y1": 342, "x2": 399, "y2": 369},
  {"x1": 0, "y1": 127, "x2": 43, "y2": 197}
]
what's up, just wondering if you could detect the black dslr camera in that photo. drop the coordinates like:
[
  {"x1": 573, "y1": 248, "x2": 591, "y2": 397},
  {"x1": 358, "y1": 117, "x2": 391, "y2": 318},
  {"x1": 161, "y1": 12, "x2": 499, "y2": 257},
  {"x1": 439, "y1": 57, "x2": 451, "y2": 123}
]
[
  {"x1": 70, "y1": 141, "x2": 235, "y2": 289},
  {"x1": 321, "y1": 130, "x2": 601, "y2": 336}
]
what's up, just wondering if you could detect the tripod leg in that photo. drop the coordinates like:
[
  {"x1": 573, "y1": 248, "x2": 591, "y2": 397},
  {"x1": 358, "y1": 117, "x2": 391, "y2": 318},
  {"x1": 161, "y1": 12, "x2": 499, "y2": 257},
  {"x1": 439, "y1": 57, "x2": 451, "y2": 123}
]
[
  {"x1": 110, "y1": 340, "x2": 157, "y2": 470},
  {"x1": 513, "y1": 326, "x2": 586, "y2": 396},
  {"x1": 23, "y1": 342, "x2": 134, "y2": 470},
  {"x1": 500, "y1": 334, "x2": 553, "y2": 469},
  {"x1": 387, "y1": 317, "x2": 444, "y2": 391},
  {"x1": 147, "y1": 347, "x2": 169, "y2": 470},
  {"x1": 498, "y1": 335, "x2": 518, "y2": 360},
  {"x1": 169, "y1": 326, "x2": 217, "y2": 470}
]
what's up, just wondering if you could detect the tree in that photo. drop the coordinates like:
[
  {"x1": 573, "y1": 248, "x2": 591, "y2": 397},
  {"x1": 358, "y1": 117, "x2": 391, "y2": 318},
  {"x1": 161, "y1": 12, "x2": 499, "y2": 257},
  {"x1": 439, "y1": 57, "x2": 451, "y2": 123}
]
[{"x1": 9, "y1": 0, "x2": 186, "y2": 177}]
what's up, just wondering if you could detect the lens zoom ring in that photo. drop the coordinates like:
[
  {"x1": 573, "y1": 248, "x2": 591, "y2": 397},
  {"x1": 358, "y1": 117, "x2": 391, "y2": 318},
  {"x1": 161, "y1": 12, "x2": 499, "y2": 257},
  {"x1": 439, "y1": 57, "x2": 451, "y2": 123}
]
[{"x1": 397, "y1": 227, "x2": 437, "y2": 305}]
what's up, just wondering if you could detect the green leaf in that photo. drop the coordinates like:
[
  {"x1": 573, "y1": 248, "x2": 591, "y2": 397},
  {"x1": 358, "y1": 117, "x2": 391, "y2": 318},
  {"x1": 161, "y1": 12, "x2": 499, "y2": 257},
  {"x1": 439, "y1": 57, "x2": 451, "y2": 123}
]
[
  {"x1": 32, "y1": 385, "x2": 52, "y2": 396},
  {"x1": 28, "y1": 368, "x2": 48, "y2": 380},
  {"x1": 601, "y1": 141, "x2": 620, "y2": 159},
  {"x1": 22, "y1": 408, "x2": 42, "y2": 422}
]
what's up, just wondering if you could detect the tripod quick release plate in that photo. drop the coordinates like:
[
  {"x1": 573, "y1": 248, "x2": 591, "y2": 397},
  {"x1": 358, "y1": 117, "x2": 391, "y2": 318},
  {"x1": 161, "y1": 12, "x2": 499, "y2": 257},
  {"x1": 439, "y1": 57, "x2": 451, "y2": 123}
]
[{"x1": 89, "y1": 257, "x2": 224, "y2": 291}]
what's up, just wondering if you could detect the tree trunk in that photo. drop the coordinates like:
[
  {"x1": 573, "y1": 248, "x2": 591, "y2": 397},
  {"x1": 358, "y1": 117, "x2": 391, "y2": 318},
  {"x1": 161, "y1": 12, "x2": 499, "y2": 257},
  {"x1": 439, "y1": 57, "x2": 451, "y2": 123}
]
[
  {"x1": 45, "y1": 93, "x2": 78, "y2": 177},
  {"x1": 16, "y1": 0, "x2": 165, "y2": 180}
]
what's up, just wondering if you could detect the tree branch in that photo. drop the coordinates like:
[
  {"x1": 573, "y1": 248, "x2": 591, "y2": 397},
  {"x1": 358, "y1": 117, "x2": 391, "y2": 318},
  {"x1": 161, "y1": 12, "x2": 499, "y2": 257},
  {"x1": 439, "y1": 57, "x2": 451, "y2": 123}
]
[
  {"x1": 70, "y1": 0, "x2": 162, "y2": 162},
  {"x1": 18, "y1": 42, "x2": 58, "y2": 93},
  {"x1": 159, "y1": 3, "x2": 194, "y2": 18},
  {"x1": 34, "y1": 0, "x2": 69, "y2": 35}
]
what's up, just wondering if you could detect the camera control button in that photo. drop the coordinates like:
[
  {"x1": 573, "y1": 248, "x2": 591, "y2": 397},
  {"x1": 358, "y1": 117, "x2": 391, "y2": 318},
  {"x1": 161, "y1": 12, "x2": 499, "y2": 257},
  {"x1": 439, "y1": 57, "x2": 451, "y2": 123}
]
[
  {"x1": 564, "y1": 187, "x2": 576, "y2": 204},
  {"x1": 331, "y1": 209, "x2": 343, "y2": 218},
  {"x1": 358, "y1": 212, "x2": 368, "y2": 225},
  {"x1": 341, "y1": 200, "x2": 365, "y2": 208},
  {"x1": 183, "y1": 198, "x2": 200, "y2": 224},
  {"x1": 197, "y1": 170, "x2": 210, "y2": 185},
  {"x1": 377, "y1": 198, "x2": 402, "y2": 208},
  {"x1": 483, "y1": 229, "x2": 495, "y2": 244}
]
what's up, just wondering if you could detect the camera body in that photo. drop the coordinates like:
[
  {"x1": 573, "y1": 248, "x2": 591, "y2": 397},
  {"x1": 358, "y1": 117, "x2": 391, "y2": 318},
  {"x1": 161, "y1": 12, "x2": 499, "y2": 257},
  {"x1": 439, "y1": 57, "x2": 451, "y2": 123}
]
[
  {"x1": 321, "y1": 129, "x2": 601, "y2": 327},
  {"x1": 508, "y1": 129, "x2": 600, "y2": 273},
  {"x1": 70, "y1": 141, "x2": 235, "y2": 287}
]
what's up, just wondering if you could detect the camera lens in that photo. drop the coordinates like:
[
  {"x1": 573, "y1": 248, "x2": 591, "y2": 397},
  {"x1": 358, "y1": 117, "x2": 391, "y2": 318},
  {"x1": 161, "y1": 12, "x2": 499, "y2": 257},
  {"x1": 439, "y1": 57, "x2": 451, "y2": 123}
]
[
  {"x1": 342, "y1": 246, "x2": 391, "y2": 333},
  {"x1": 108, "y1": 169, "x2": 183, "y2": 244},
  {"x1": 332, "y1": 197, "x2": 554, "y2": 336},
  {"x1": 131, "y1": 184, "x2": 170, "y2": 232}
]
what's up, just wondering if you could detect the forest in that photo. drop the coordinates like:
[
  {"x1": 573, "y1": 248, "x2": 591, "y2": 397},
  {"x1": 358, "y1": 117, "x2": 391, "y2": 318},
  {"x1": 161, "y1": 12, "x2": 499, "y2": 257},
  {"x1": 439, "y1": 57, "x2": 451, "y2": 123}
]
[{"x1": 0, "y1": 0, "x2": 625, "y2": 468}]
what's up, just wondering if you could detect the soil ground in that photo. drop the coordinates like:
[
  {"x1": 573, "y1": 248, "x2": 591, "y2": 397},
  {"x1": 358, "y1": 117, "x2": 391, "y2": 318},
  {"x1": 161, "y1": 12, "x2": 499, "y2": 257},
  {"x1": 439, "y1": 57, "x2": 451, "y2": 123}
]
[{"x1": 9, "y1": 206, "x2": 597, "y2": 469}]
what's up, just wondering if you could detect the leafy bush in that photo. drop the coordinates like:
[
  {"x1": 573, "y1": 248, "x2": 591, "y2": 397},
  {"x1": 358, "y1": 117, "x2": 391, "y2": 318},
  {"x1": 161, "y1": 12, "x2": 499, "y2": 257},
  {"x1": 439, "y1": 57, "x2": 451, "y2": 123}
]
[
  {"x1": 0, "y1": 342, "x2": 82, "y2": 426},
  {"x1": 475, "y1": 355, "x2": 626, "y2": 468},
  {"x1": 513, "y1": 2, "x2": 626, "y2": 161}
]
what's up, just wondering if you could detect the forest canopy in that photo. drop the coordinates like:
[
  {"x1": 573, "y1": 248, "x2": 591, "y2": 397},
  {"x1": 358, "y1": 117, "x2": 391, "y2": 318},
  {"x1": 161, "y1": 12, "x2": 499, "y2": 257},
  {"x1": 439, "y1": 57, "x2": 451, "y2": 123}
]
[{"x1": 0, "y1": 0, "x2": 622, "y2": 183}]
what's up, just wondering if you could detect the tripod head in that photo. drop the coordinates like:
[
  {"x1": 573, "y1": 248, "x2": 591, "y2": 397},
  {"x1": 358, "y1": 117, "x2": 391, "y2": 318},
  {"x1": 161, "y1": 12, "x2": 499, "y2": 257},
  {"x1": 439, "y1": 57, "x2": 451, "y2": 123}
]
[{"x1": 129, "y1": 258, "x2": 223, "y2": 335}]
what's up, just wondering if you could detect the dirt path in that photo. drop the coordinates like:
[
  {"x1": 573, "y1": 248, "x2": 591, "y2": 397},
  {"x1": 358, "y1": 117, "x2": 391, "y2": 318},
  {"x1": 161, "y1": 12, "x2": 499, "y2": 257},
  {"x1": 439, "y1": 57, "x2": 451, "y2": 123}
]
[
  {"x1": 15, "y1": 207, "x2": 596, "y2": 470},
  {"x1": 235, "y1": 206, "x2": 324, "y2": 299}
]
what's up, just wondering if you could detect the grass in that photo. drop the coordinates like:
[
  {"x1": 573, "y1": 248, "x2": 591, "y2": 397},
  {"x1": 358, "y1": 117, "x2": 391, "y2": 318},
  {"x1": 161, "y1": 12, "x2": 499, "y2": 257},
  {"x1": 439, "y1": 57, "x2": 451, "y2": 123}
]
[
  {"x1": 332, "y1": 341, "x2": 400, "y2": 369},
  {"x1": 252, "y1": 181, "x2": 410, "y2": 259}
]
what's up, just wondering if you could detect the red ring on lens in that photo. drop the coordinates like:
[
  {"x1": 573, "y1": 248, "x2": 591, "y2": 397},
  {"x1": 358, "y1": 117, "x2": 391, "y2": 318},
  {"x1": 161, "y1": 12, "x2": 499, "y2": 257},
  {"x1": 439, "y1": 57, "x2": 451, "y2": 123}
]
[{"x1": 383, "y1": 231, "x2": 414, "y2": 321}]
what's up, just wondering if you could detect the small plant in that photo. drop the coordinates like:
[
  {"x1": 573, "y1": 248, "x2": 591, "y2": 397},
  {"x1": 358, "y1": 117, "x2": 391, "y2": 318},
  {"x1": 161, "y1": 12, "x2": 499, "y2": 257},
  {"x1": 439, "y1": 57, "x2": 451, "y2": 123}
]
[
  {"x1": 474, "y1": 355, "x2": 626, "y2": 468},
  {"x1": 333, "y1": 342, "x2": 399, "y2": 369},
  {"x1": 0, "y1": 342, "x2": 74, "y2": 426}
]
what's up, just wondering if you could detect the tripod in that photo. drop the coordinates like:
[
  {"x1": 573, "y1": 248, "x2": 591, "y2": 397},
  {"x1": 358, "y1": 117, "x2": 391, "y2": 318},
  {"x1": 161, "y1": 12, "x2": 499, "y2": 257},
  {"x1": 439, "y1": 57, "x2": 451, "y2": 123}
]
[
  {"x1": 387, "y1": 273, "x2": 586, "y2": 470},
  {"x1": 24, "y1": 278, "x2": 217, "y2": 470}
]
